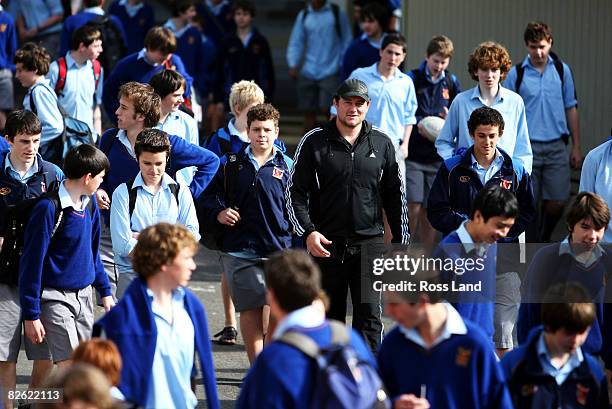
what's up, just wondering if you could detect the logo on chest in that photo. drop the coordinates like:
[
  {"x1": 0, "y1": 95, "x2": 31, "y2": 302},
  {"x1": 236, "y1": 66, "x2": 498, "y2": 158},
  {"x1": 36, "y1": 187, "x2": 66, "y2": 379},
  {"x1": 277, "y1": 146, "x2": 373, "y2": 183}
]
[
  {"x1": 459, "y1": 176, "x2": 470, "y2": 183},
  {"x1": 272, "y1": 167, "x2": 284, "y2": 179},
  {"x1": 500, "y1": 179, "x2": 512, "y2": 190},
  {"x1": 0, "y1": 187, "x2": 11, "y2": 195},
  {"x1": 455, "y1": 347, "x2": 472, "y2": 367}
]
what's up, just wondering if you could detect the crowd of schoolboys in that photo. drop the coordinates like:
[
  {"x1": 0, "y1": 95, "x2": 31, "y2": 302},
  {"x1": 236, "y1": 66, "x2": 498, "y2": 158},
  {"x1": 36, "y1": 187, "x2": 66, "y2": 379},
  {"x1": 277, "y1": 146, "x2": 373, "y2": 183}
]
[{"x1": 0, "y1": 1, "x2": 611, "y2": 409}]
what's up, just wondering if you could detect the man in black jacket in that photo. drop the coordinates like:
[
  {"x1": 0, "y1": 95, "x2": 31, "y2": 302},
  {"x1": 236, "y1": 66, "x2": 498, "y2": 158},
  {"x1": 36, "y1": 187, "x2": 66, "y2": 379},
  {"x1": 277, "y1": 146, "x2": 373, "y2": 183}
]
[{"x1": 286, "y1": 78, "x2": 409, "y2": 351}]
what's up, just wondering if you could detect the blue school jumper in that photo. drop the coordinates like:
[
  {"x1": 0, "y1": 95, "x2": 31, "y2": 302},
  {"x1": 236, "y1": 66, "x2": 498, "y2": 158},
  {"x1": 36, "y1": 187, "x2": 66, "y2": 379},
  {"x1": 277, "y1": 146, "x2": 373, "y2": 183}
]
[
  {"x1": 0, "y1": 7, "x2": 17, "y2": 71},
  {"x1": 59, "y1": 11, "x2": 127, "y2": 55},
  {"x1": 93, "y1": 277, "x2": 219, "y2": 409},
  {"x1": 108, "y1": 0, "x2": 155, "y2": 55}
]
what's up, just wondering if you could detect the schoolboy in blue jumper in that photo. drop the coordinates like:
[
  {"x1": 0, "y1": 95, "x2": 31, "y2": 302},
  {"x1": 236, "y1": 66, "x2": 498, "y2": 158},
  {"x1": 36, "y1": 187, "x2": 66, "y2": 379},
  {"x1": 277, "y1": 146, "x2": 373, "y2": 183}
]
[
  {"x1": 237, "y1": 249, "x2": 376, "y2": 409},
  {"x1": 49, "y1": 25, "x2": 104, "y2": 138},
  {"x1": 0, "y1": 111, "x2": 61, "y2": 409},
  {"x1": 378, "y1": 262, "x2": 513, "y2": 409},
  {"x1": 108, "y1": 0, "x2": 155, "y2": 55},
  {"x1": 502, "y1": 283, "x2": 609, "y2": 409},
  {"x1": 111, "y1": 129, "x2": 200, "y2": 297},
  {"x1": 14, "y1": 42, "x2": 64, "y2": 166},
  {"x1": 199, "y1": 103, "x2": 294, "y2": 364},
  {"x1": 102, "y1": 26, "x2": 193, "y2": 123},
  {"x1": 427, "y1": 107, "x2": 535, "y2": 239},
  {"x1": 94, "y1": 223, "x2": 220, "y2": 409},
  {"x1": 406, "y1": 35, "x2": 461, "y2": 244},
  {"x1": 435, "y1": 184, "x2": 519, "y2": 342},
  {"x1": 59, "y1": 0, "x2": 127, "y2": 56},
  {"x1": 149, "y1": 69, "x2": 199, "y2": 185},
  {"x1": 505, "y1": 22, "x2": 582, "y2": 243},
  {"x1": 213, "y1": 0, "x2": 275, "y2": 107},
  {"x1": 0, "y1": 1, "x2": 17, "y2": 131},
  {"x1": 340, "y1": 2, "x2": 389, "y2": 81},
  {"x1": 96, "y1": 81, "x2": 218, "y2": 297},
  {"x1": 518, "y1": 192, "x2": 612, "y2": 367},
  {"x1": 163, "y1": 0, "x2": 209, "y2": 104},
  {"x1": 196, "y1": 0, "x2": 235, "y2": 48},
  {"x1": 435, "y1": 41, "x2": 533, "y2": 174},
  {"x1": 19, "y1": 144, "x2": 115, "y2": 366}
]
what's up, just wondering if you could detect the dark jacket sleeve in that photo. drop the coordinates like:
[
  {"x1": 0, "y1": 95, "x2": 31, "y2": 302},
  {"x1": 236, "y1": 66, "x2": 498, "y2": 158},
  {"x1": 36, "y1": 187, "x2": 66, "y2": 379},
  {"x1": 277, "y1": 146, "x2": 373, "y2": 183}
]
[
  {"x1": 427, "y1": 164, "x2": 468, "y2": 236},
  {"x1": 196, "y1": 159, "x2": 227, "y2": 229},
  {"x1": 507, "y1": 167, "x2": 536, "y2": 239},
  {"x1": 380, "y1": 138, "x2": 410, "y2": 244},
  {"x1": 286, "y1": 135, "x2": 317, "y2": 238},
  {"x1": 168, "y1": 135, "x2": 220, "y2": 199}
]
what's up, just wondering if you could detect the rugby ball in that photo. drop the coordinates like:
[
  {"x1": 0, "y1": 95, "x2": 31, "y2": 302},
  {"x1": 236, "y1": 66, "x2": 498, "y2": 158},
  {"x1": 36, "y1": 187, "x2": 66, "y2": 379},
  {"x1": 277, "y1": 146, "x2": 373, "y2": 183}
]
[{"x1": 418, "y1": 116, "x2": 445, "y2": 143}]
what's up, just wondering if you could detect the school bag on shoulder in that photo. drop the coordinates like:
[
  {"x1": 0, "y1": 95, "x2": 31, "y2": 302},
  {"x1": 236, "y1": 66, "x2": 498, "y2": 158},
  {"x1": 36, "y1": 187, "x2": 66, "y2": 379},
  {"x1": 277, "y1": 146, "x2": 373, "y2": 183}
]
[
  {"x1": 279, "y1": 320, "x2": 391, "y2": 409},
  {"x1": 29, "y1": 83, "x2": 95, "y2": 160},
  {"x1": 84, "y1": 15, "x2": 126, "y2": 74},
  {"x1": 199, "y1": 152, "x2": 240, "y2": 250},
  {"x1": 0, "y1": 191, "x2": 64, "y2": 286}
]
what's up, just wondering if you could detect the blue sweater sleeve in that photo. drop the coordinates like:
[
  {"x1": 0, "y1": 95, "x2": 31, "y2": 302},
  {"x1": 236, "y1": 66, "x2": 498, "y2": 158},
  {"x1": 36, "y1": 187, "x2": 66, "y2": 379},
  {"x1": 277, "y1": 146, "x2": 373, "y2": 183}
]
[
  {"x1": 168, "y1": 134, "x2": 219, "y2": 199},
  {"x1": 171, "y1": 54, "x2": 193, "y2": 99},
  {"x1": 90, "y1": 199, "x2": 112, "y2": 297},
  {"x1": 19, "y1": 199, "x2": 57, "y2": 320}
]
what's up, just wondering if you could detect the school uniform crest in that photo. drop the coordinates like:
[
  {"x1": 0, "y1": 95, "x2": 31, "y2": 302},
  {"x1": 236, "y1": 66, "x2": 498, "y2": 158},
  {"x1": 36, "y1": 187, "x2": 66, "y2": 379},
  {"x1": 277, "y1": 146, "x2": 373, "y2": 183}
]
[
  {"x1": 576, "y1": 383, "x2": 590, "y2": 405},
  {"x1": 500, "y1": 179, "x2": 512, "y2": 190},
  {"x1": 520, "y1": 384, "x2": 538, "y2": 396},
  {"x1": 139, "y1": 18, "x2": 146, "y2": 26},
  {"x1": 441, "y1": 88, "x2": 450, "y2": 100},
  {"x1": 272, "y1": 167, "x2": 284, "y2": 179},
  {"x1": 252, "y1": 44, "x2": 261, "y2": 54},
  {"x1": 455, "y1": 347, "x2": 471, "y2": 367},
  {"x1": 188, "y1": 36, "x2": 195, "y2": 45},
  {"x1": 40, "y1": 181, "x2": 47, "y2": 192},
  {"x1": 459, "y1": 176, "x2": 470, "y2": 183},
  {"x1": 228, "y1": 154, "x2": 237, "y2": 162},
  {"x1": 0, "y1": 187, "x2": 10, "y2": 195},
  {"x1": 0, "y1": 24, "x2": 7, "y2": 33}
]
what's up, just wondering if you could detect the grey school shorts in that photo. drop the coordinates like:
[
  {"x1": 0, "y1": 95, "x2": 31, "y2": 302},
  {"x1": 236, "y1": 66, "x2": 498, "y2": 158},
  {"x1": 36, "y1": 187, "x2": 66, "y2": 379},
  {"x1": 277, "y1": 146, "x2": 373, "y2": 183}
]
[
  {"x1": 40, "y1": 286, "x2": 94, "y2": 362},
  {"x1": 0, "y1": 284, "x2": 51, "y2": 361},
  {"x1": 297, "y1": 74, "x2": 339, "y2": 113},
  {"x1": 405, "y1": 159, "x2": 441, "y2": 204},
  {"x1": 0, "y1": 69, "x2": 14, "y2": 110},
  {"x1": 220, "y1": 254, "x2": 267, "y2": 313},
  {"x1": 531, "y1": 139, "x2": 571, "y2": 201},
  {"x1": 493, "y1": 272, "x2": 521, "y2": 349}
]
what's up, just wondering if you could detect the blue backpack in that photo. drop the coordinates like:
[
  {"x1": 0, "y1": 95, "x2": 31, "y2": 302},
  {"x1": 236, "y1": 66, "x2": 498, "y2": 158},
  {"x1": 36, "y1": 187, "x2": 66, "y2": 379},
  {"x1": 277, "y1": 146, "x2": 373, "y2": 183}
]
[{"x1": 279, "y1": 320, "x2": 390, "y2": 409}]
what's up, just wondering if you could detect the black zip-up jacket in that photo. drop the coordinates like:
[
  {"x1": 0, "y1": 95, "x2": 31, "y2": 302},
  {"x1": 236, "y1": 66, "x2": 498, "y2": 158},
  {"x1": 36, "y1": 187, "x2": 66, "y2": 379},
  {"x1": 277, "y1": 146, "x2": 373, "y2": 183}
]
[{"x1": 287, "y1": 120, "x2": 409, "y2": 244}]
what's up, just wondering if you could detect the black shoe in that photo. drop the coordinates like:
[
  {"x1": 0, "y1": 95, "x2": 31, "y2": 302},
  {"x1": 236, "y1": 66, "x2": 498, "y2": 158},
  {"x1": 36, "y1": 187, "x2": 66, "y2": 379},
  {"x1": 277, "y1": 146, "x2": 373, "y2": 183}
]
[{"x1": 212, "y1": 326, "x2": 238, "y2": 345}]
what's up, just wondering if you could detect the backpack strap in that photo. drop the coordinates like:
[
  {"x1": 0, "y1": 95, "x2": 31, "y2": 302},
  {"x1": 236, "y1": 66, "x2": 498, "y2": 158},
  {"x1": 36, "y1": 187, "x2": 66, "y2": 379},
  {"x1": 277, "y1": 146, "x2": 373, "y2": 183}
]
[
  {"x1": 515, "y1": 55, "x2": 565, "y2": 95},
  {"x1": 99, "y1": 128, "x2": 119, "y2": 157},
  {"x1": 162, "y1": 53, "x2": 174, "y2": 70},
  {"x1": 279, "y1": 330, "x2": 321, "y2": 359},
  {"x1": 168, "y1": 182, "x2": 180, "y2": 206},
  {"x1": 514, "y1": 63, "x2": 525, "y2": 93},
  {"x1": 444, "y1": 71, "x2": 458, "y2": 101},
  {"x1": 54, "y1": 57, "x2": 68, "y2": 96},
  {"x1": 218, "y1": 127, "x2": 234, "y2": 156},
  {"x1": 126, "y1": 178, "x2": 137, "y2": 221},
  {"x1": 45, "y1": 191, "x2": 64, "y2": 238},
  {"x1": 328, "y1": 320, "x2": 350, "y2": 345},
  {"x1": 92, "y1": 59, "x2": 102, "y2": 90}
]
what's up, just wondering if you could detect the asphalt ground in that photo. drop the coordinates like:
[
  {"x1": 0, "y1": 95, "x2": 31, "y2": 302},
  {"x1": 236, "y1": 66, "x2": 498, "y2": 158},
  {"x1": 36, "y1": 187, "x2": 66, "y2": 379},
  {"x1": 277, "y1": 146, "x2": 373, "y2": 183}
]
[{"x1": 14, "y1": 245, "x2": 394, "y2": 408}]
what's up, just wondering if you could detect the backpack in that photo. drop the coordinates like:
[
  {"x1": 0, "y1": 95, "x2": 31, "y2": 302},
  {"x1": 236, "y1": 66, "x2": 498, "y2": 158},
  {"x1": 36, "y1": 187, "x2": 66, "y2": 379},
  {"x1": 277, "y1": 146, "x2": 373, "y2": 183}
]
[
  {"x1": 199, "y1": 152, "x2": 240, "y2": 250},
  {"x1": 409, "y1": 68, "x2": 458, "y2": 102},
  {"x1": 29, "y1": 83, "x2": 95, "y2": 160},
  {"x1": 84, "y1": 15, "x2": 127, "y2": 74},
  {"x1": 513, "y1": 51, "x2": 566, "y2": 94},
  {"x1": 279, "y1": 320, "x2": 391, "y2": 409},
  {"x1": 0, "y1": 191, "x2": 63, "y2": 286},
  {"x1": 302, "y1": 3, "x2": 341, "y2": 38},
  {"x1": 124, "y1": 178, "x2": 180, "y2": 230},
  {"x1": 54, "y1": 57, "x2": 102, "y2": 99}
]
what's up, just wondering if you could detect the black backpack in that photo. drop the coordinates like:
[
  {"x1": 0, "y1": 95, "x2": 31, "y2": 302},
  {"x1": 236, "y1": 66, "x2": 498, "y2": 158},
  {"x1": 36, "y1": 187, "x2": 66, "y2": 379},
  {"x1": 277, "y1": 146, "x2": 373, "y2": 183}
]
[
  {"x1": 198, "y1": 153, "x2": 240, "y2": 250},
  {"x1": 0, "y1": 192, "x2": 64, "y2": 286},
  {"x1": 85, "y1": 15, "x2": 127, "y2": 74},
  {"x1": 279, "y1": 320, "x2": 390, "y2": 409},
  {"x1": 124, "y1": 178, "x2": 180, "y2": 230},
  {"x1": 513, "y1": 51, "x2": 568, "y2": 95}
]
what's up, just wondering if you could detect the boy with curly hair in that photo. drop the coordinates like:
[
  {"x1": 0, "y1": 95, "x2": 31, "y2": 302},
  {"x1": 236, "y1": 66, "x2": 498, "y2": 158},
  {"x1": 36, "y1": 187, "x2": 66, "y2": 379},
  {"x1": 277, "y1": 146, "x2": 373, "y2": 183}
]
[{"x1": 435, "y1": 41, "x2": 532, "y2": 174}]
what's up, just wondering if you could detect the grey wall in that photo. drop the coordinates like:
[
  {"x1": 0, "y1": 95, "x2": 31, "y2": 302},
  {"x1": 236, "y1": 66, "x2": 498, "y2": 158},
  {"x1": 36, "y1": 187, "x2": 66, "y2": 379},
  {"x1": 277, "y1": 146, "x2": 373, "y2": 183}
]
[{"x1": 402, "y1": 0, "x2": 612, "y2": 152}]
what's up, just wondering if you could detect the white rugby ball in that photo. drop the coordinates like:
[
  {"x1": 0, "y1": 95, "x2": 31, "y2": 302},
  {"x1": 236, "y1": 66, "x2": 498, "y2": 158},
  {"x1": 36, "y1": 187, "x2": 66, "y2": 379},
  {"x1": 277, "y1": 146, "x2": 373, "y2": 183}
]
[{"x1": 418, "y1": 116, "x2": 445, "y2": 143}]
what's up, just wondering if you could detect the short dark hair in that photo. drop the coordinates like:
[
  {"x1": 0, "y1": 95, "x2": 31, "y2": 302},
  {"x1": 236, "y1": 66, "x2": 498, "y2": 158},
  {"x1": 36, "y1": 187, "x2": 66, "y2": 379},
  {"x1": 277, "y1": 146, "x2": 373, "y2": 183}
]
[
  {"x1": 247, "y1": 103, "x2": 280, "y2": 129},
  {"x1": 381, "y1": 33, "x2": 406, "y2": 54},
  {"x1": 135, "y1": 129, "x2": 171, "y2": 159},
  {"x1": 524, "y1": 21, "x2": 553, "y2": 44},
  {"x1": 83, "y1": 0, "x2": 102, "y2": 7},
  {"x1": 233, "y1": 0, "x2": 256, "y2": 17},
  {"x1": 149, "y1": 69, "x2": 186, "y2": 99},
  {"x1": 566, "y1": 192, "x2": 611, "y2": 232},
  {"x1": 467, "y1": 107, "x2": 505, "y2": 136},
  {"x1": 265, "y1": 250, "x2": 322, "y2": 312},
  {"x1": 360, "y1": 2, "x2": 389, "y2": 30},
  {"x1": 63, "y1": 144, "x2": 110, "y2": 180},
  {"x1": 144, "y1": 27, "x2": 176, "y2": 54},
  {"x1": 541, "y1": 283, "x2": 595, "y2": 334},
  {"x1": 14, "y1": 42, "x2": 50, "y2": 75},
  {"x1": 171, "y1": 0, "x2": 196, "y2": 17},
  {"x1": 5, "y1": 110, "x2": 42, "y2": 141},
  {"x1": 71, "y1": 24, "x2": 102, "y2": 50},
  {"x1": 471, "y1": 184, "x2": 519, "y2": 222}
]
